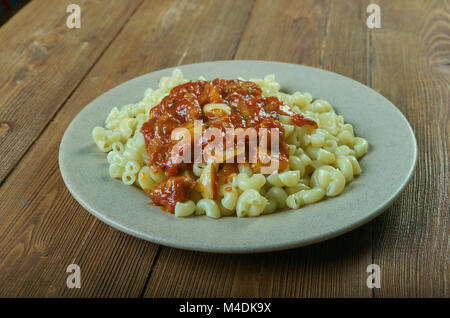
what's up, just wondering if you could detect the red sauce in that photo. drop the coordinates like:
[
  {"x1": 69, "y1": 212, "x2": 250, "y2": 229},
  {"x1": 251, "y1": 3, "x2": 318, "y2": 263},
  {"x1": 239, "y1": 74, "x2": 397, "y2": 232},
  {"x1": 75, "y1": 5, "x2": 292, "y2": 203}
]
[
  {"x1": 147, "y1": 176, "x2": 196, "y2": 213},
  {"x1": 142, "y1": 79, "x2": 317, "y2": 212}
]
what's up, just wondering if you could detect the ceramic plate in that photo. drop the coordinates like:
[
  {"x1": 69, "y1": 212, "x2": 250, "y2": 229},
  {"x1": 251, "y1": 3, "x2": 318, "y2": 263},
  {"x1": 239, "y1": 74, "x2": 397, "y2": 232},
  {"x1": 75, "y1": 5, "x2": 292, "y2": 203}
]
[{"x1": 59, "y1": 61, "x2": 417, "y2": 253}]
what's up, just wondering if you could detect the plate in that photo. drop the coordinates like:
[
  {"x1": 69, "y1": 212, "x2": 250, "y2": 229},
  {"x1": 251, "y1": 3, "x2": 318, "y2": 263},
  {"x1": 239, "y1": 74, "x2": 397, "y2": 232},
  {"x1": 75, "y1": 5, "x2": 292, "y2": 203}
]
[{"x1": 59, "y1": 60, "x2": 417, "y2": 253}]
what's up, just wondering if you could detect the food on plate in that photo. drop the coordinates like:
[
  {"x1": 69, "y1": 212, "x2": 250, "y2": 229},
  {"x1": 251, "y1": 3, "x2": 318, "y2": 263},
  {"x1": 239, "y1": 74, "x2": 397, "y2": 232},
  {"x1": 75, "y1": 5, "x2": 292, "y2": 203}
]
[{"x1": 92, "y1": 70, "x2": 368, "y2": 218}]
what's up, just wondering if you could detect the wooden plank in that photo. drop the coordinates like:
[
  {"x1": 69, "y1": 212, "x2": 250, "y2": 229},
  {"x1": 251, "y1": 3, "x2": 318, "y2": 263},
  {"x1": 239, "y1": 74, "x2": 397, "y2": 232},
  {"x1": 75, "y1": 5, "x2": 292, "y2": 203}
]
[
  {"x1": 234, "y1": 0, "x2": 326, "y2": 64},
  {"x1": 144, "y1": 227, "x2": 372, "y2": 297},
  {"x1": 370, "y1": 0, "x2": 449, "y2": 297},
  {"x1": 144, "y1": 0, "x2": 373, "y2": 298},
  {"x1": 0, "y1": 0, "x2": 142, "y2": 184},
  {"x1": 0, "y1": 0, "x2": 255, "y2": 297}
]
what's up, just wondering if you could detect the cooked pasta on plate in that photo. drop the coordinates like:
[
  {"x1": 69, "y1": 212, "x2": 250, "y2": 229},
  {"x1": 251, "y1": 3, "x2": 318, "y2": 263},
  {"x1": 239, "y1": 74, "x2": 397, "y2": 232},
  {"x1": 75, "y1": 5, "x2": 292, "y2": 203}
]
[
  {"x1": 59, "y1": 60, "x2": 417, "y2": 252},
  {"x1": 91, "y1": 69, "x2": 368, "y2": 218}
]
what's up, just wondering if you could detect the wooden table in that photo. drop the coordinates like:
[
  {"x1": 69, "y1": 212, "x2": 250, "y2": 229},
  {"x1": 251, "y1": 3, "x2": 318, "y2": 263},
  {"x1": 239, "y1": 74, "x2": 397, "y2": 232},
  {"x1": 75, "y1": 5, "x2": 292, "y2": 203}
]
[{"x1": 0, "y1": 0, "x2": 448, "y2": 298}]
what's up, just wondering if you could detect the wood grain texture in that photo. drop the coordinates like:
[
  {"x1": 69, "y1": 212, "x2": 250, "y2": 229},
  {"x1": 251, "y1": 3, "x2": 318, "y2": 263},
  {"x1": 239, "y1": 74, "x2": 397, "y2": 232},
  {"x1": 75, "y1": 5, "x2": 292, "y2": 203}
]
[
  {"x1": 369, "y1": 0, "x2": 449, "y2": 297},
  {"x1": 143, "y1": 0, "x2": 373, "y2": 298},
  {"x1": 0, "y1": 0, "x2": 142, "y2": 184},
  {"x1": 0, "y1": 0, "x2": 447, "y2": 298},
  {"x1": 0, "y1": 0, "x2": 254, "y2": 297}
]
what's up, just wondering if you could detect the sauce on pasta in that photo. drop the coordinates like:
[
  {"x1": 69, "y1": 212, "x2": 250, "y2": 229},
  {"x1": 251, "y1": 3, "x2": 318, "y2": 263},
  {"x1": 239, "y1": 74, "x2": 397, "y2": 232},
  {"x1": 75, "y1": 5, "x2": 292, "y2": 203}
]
[
  {"x1": 147, "y1": 176, "x2": 197, "y2": 213},
  {"x1": 142, "y1": 79, "x2": 317, "y2": 212}
]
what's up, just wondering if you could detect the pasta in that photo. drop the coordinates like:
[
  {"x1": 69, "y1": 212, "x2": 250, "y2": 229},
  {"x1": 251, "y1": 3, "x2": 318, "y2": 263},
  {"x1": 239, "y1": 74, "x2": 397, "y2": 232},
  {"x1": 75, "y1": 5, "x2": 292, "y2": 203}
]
[
  {"x1": 235, "y1": 173, "x2": 266, "y2": 191},
  {"x1": 196, "y1": 199, "x2": 221, "y2": 218},
  {"x1": 236, "y1": 189, "x2": 268, "y2": 217},
  {"x1": 175, "y1": 200, "x2": 196, "y2": 217},
  {"x1": 92, "y1": 69, "x2": 368, "y2": 218}
]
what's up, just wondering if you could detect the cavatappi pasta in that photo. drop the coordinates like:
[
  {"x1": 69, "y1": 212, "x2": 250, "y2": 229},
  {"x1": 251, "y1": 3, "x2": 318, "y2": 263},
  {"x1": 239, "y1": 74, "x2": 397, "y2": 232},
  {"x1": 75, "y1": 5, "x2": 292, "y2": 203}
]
[{"x1": 92, "y1": 69, "x2": 368, "y2": 218}]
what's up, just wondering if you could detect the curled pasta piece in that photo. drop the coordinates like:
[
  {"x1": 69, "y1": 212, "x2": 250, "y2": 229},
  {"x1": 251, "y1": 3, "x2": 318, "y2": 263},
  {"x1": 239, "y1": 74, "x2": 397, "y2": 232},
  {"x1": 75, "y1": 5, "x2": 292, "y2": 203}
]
[
  {"x1": 126, "y1": 137, "x2": 138, "y2": 151},
  {"x1": 92, "y1": 126, "x2": 107, "y2": 141},
  {"x1": 149, "y1": 166, "x2": 166, "y2": 183},
  {"x1": 289, "y1": 155, "x2": 305, "y2": 176},
  {"x1": 175, "y1": 200, "x2": 196, "y2": 217},
  {"x1": 132, "y1": 131, "x2": 146, "y2": 150},
  {"x1": 334, "y1": 145, "x2": 355, "y2": 157},
  {"x1": 203, "y1": 103, "x2": 231, "y2": 116},
  {"x1": 120, "y1": 104, "x2": 134, "y2": 117},
  {"x1": 267, "y1": 170, "x2": 300, "y2": 187},
  {"x1": 122, "y1": 171, "x2": 136, "y2": 186},
  {"x1": 294, "y1": 146, "x2": 305, "y2": 156},
  {"x1": 96, "y1": 140, "x2": 112, "y2": 153},
  {"x1": 196, "y1": 199, "x2": 221, "y2": 218},
  {"x1": 278, "y1": 170, "x2": 301, "y2": 187},
  {"x1": 319, "y1": 112, "x2": 339, "y2": 135},
  {"x1": 193, "y1": 162, "x2": 206, "y2": 177},
  {"x1": 119, "y1": 118, "x2": 137, "y2": 141},
  {"x1": 217, "y1": 200, "x2": 235, "y2": 216},
  {"x1": 301, "y1": 187, "x2": 326, "y2": 204},
  {"x1": 286, "y1": 127, "x2": 307, "y2": 147},
  {"x1": 310, "y1": 165, "x2": 346, "y2": 197},
  {"x1": 221, "y1": 185, "x2": 239, "y2": 211},
  {"x1": 286, "y1": 187, "x2": 325, "y2": 209},
  {"x1": 105, "y1": 107, "x2": 120, "y2": 125},
  {"x1": 353, "y1": 137, "x2": 369, "y2": 158},
  {"x1": 266, "y1": 186, "x2": 288, "y2": 209},
  {"x1": 288, "y1": 144, "x2": 296, "y2": 156},
  {"x1": 134, "y1": 102, "x2": 147, "y2": 116},
  {"x1": 278, "y1": 115, "x2": 292, "y2": 124},
  {"x1": 109, "y1": 152, "x2": 125, "y2": 166},
  {"x1": 310, "y1": 133, "x2": 325, "y2": 148},
  {"x1": 266, "y1": 173, "x2": 282, "y2": 187},
  {"x1": 111, "y1": 141, "x2": 124, "y2": 153},
  {"x1": 107, "y1": 151, "x2": 117, "y2": 165},
  {"x1": 235, "y1": 173, "x2": 266, "y2": 191},
  {"x1": 347, "y1": 155, "x2": 362, "y2": 175},
  {"x1": 109, "y1": 164, "x2": 124, "y2": 179},
  {"x1": 237, "y1": 164, "x2": 254, "y2": 177},
  {"x1": 305, "y1": 145, "x2": 319, "y2": 160},
  {"x1": 335, "y1": 155, "x2": 354, "y2": 182},
  {"x1": 123, "y1": 148, "x2": 141, "y2": 164},
  {"x1": 198, "y1": 163, "x2": 218, "y2": 199},
  {"x1": 136, "y1": 113, "x2": 148, "y2": 131},
  {"x1": 291, "y1": 91, "x2": 310, "y2": 108},
  {"x1": 311, "y1": 99, "x2": 332, "y2": 113},
  {"x1": 316, "y1": 148, "x2": 335, "y2": 164},
  {"x1": 285, "y1": 182, "x2": 310, "y2": 195},
  {"x1": 299, "y1": 153, "x2": 312, "y2": 166},
  {"x1": 283, "y1": 124, "x2": 295, "y2": 139},
  {"x1": 323, "y1": 138, "x2": 338, "y2": 152},
  {"x1": 236, "y1": 189, "x2": 268, "y2": 217},
  {"x1": 339, "y1": 123, "x2": 354, "y2": 136},
  {"x1": 137, "y1": 166, "x2": 156, "y2": 191},
  {"x1": 263, "y1": 196, "x2": 277, "y2": 214},
  {"x1": 125, "y1": 160, "x2": 140, "y2": 174},
  {"x1": 337, "y1": 130, "x2": 353, "y2": 146}
]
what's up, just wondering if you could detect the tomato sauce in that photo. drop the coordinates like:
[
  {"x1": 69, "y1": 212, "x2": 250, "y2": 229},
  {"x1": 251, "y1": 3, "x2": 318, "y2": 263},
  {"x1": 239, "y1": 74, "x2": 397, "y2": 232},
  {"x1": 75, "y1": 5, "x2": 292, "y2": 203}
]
[
  {"x1": 147, "y1": 176, "x2": 196, "y2": 213},
  {"x1": 142, "y1": 79, "x2": 317, "y2": 212}
]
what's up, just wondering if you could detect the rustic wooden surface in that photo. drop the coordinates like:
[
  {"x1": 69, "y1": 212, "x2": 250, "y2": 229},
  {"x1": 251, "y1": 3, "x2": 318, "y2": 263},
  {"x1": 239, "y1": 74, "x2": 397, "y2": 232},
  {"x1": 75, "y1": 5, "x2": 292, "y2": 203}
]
[{"x1": 0, "y1": 0, "x2": 447, "y2": 297}]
